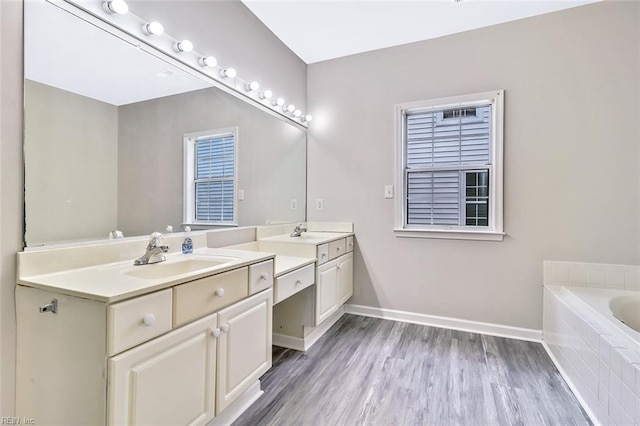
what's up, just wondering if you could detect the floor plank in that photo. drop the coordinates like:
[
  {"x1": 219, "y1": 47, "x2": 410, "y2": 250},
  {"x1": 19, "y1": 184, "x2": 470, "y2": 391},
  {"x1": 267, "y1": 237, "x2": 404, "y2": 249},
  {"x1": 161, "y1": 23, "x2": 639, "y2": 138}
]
[{"x1": 234, "y1": 314, "x2": 591, "y2": 426}]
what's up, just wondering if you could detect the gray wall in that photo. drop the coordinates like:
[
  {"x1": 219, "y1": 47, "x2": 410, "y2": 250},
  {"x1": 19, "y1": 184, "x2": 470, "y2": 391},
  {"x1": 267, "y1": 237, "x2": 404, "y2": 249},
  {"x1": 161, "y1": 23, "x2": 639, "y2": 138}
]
[
  {"x1": 128, "y1": 0, "x2": 307, "y2": 112},
  {"x1": 306, "y1": 1, "x2": 640, "y2": 330},
  {"x1": 0, "y1": 0, "x2": 24, "y2": 416},
  {"x1": 24, "y1": 80, "x2": 119, "y2": 244},
  {"x1": 117, "y1": 87, "x2": 306, "y2": 236}
]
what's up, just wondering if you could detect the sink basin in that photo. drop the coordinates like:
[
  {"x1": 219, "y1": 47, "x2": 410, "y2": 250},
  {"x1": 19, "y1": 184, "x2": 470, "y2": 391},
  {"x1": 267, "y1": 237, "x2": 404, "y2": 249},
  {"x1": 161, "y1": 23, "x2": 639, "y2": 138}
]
[{"x1": 123, "y1": 256, "x2": 236, "y2": 280}]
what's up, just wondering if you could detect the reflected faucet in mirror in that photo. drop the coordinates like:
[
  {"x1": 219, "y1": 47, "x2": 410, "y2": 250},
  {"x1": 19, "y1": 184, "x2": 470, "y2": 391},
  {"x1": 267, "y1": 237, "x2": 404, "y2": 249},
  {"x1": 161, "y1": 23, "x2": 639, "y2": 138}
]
[
  {"x1": 290, "y1": 222, "x2": 308, "y2": 237},
  {"x1": 134, "y1": 232, "x2": 169, "y2": 265}
]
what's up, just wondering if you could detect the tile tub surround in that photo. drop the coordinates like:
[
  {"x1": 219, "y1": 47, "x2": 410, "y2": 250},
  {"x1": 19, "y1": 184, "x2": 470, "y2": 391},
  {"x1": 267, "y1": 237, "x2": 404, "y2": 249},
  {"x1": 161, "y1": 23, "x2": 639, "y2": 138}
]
[
  {"x1": 543, "y1": 286, "x2": 640, "y2": 425},
  {"x1": 544, "y1": 261, "x2": 640, "y2": 291}
]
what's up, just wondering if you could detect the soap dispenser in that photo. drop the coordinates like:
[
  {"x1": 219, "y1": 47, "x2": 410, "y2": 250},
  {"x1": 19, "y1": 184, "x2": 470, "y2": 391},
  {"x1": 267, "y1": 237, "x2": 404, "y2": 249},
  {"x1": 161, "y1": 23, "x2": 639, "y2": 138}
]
[{"x1": 182, "y1": 226, "x2": 193, "y2": 254}]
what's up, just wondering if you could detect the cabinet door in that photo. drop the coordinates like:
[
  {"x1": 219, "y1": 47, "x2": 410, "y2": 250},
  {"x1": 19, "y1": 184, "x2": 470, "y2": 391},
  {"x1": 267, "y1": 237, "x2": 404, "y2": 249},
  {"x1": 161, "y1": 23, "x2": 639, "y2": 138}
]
[
  {"x1": 109, "y1": 313, "x2": 218, "y2": 426},
  {"x1": 217, "y1": 289, "x2": 273, "y2": 413},
  {"x1": 315, "y1": 261, "x2": 338, "y2": 324},
  {"x1": 336, "y1": 253, "x2": 354, "y2": 306}
]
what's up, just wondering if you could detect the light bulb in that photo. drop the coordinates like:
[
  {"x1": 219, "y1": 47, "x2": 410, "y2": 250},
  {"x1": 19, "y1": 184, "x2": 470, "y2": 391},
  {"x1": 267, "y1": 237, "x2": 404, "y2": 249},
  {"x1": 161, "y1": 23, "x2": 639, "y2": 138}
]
[
  {"x1": 303, "y1": 115, "x2": 313, "y2": 123},
  {"x1": 142, "y1": 21, "x2": 164, "y2": 36},
  {"x1": 284, "y1": 104, "x2": 296, "y2": 114},
  {"x1": 103, "y1": 0, "x2": 128, "y2": 15},
  {"x1": 199, "y1": 56, "x2": 217, "y2": 68},
  {"x1": 293, "y1": 109, "x2": 302, "y2": 118},
  {"x1": 259, "y1": 90, "x2": 273, "y2": 100},
  {"x1": 175, "y1": 40, "x2": 193, "y2": 53},
  {"x1": 245, "y1": 81, "x2": 260, "y2": 92},
  {"x1": 220, "y1": 68, "x2": 237, "y2": 78},
  {"x1": 272, "y1": 97, "x2": 285, "y2": 107}
]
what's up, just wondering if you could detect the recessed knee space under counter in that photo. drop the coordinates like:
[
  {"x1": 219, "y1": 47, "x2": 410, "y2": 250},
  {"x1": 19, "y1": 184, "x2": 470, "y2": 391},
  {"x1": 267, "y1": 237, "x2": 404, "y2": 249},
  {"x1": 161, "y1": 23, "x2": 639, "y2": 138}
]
[
  {"x1": 227, "y1": 223, "x2": 355, "y2": 350},
  {"x1": 15, "y1": 240, "x2": 276, "y2": 426}
]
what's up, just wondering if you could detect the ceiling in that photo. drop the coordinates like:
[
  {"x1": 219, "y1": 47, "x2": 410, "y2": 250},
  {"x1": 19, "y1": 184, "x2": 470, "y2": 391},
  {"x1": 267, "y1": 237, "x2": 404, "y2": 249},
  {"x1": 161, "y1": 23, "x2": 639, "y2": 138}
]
[{"x1": 241, "y1": 0, "x2": 601, "y2": 64}]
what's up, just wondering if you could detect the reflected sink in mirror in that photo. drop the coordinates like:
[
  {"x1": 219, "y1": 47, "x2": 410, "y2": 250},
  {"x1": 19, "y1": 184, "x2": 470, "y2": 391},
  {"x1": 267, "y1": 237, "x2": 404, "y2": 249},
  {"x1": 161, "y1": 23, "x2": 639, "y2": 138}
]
[{"x1": 123, "y1": 257, "x2": 237, "y2": 280}]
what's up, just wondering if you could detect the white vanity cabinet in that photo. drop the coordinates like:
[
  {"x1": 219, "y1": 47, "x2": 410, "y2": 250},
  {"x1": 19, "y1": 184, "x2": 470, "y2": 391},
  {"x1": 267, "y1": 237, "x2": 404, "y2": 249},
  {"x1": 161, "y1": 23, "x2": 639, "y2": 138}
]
[
  {"x1": 109, "y1": 313, "x2": 219, "y2": 425},
  {"x1": 16, "y1": 257, "x2": 274, "y2": 426},
  {"x1": 216, "y1": 290, "x2": 272, "y2": 412},
  {"x1": 316, "y1": 252, "x2": 354, "y2": 324}
]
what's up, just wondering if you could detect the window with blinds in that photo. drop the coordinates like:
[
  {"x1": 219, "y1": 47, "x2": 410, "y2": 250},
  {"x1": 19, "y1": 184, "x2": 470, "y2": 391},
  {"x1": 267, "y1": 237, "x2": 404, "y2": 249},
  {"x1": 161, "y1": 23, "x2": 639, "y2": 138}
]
[
  {"x1": 194, "y1": 134, "x2": 235, "y2": 222},
  {"x1": 183, "y1": 128, "x2": 237, "y2": 226},
  {"x1": 395, "y1": 90, "x2": 504, "y2": 239},
  {"x1": 405, "y1": 105, "x2": 491, "y2": 227}
]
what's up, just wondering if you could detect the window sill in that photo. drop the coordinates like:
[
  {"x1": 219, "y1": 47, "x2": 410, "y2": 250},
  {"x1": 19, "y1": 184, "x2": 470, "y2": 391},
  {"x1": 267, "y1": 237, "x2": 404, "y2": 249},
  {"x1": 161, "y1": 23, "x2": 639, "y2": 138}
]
[
  {"x1": 394, "y1": 228, "x2": 505, "y2": 241},
  {"x1": 183, "y1": 222, "x2": 238, "y2": 228}
]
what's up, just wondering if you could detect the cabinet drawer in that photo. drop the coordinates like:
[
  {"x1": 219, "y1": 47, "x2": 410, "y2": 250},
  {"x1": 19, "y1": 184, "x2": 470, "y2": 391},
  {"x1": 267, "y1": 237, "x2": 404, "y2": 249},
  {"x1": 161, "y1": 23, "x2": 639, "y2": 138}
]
[
  {"x1": 173, "y1": 267, "x2": 248, "y2": 327},
  {"x1": 317, "y1": 244, "x2": 329, "y2": 265},
  {"x1": 346, "y1": 236, "x2": 354, "y2": 253},
  {"x1": 107, "y1": 289, "x2": 173, "y2": 356},
  {"x1": 274, "y1": 264, "x2": 315, "y2": 305},
  {"x1": 249, "y1": 260, "x2": 274, "y2": 295},
  {"x1": 328, "y1": 238, "x2": 346, "y2": 261}
]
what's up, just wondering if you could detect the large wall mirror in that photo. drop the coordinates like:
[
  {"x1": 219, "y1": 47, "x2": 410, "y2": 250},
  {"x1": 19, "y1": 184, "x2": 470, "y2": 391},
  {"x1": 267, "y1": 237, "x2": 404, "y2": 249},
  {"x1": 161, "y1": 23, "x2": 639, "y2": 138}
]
[{"x1": 23, "y1": 0, "x2": 307, "y2": 247}]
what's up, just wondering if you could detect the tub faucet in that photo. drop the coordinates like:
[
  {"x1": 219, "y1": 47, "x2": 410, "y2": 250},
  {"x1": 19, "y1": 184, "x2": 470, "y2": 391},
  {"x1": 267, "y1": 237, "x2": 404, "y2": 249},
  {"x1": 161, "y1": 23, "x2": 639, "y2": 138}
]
[
  {"x1": 134, "y1": 232, "x2": 169, "y2": 265},
  {"x1": 290, "y1": 222, "x2": 307, "y2": 237}
]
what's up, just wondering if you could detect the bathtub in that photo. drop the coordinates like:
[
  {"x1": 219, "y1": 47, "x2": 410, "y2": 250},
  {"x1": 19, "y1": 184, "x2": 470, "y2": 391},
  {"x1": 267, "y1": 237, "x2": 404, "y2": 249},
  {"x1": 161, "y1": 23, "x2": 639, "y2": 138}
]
[
  {"x1": 563, "y1": 286, "x2": 640, "y2": 348},
  {"x1": 543, "y1": 285, "x2": 640, "y2": 425}
]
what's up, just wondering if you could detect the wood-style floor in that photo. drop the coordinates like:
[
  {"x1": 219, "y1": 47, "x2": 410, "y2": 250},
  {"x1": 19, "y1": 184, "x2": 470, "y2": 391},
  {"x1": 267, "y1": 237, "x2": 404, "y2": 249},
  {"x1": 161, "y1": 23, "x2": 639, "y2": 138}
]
[{"x1": 234, "y1": 314, "x2": 591, "y2": 426}]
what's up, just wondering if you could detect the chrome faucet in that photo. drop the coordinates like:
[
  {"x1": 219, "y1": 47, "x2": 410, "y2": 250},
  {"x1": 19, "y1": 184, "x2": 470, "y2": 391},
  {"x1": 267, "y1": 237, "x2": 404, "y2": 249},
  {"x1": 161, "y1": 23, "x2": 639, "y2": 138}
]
[
  {"x1": 290, "y1": 222, "x2": 308, "y2": 237},
  {"x1": 134, "y1": 232, "x2": 169, "y2": 265}
]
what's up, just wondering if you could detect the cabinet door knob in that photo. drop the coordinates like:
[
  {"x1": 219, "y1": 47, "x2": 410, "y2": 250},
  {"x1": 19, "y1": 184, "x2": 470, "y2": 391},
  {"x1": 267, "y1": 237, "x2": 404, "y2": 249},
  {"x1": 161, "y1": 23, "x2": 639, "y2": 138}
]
[
  {"x1": 221, "y1": 323, "x2": 230, "y2": 333},
  {"x1": 215, "y1": 288, "x2": 225, "y2": 297},
  {"x1": 143, "y1": 314, "x2": 156, "y2": 326},
  {"x1": 337, "y1": 265, "x2": 341, "y2": 270},
  {"x1": 211, "y1": 328, "x2": 221, "y2": 338},
  {"x1": 337, "y1": 247, "x2": 341, "y2": 251},
  {"x1": 321, "y1": 253, "x2": 327, "y2": 258},
  {"x1": 295, "y1": 279, "x2": 302, "y2": 286},
  {"x1": 260, "y1": 273, "x2": 268, "y2": 281}
]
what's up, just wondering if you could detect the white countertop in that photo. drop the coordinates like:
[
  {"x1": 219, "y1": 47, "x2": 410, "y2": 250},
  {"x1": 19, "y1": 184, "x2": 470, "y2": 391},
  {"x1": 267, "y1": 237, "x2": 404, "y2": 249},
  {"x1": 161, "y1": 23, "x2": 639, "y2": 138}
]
[
  {"x1": 223, "y1": 241, "x2": 316, "y2": 277},
  {"x1": 259, "y1": 231, "x2": 353, "y2": 245},
  {"x1": 274, "y1": 255, "x2": 316, "y2": 277},
  {"x1": 18, "y1": 248, "x2": 274, "y2": 303}
]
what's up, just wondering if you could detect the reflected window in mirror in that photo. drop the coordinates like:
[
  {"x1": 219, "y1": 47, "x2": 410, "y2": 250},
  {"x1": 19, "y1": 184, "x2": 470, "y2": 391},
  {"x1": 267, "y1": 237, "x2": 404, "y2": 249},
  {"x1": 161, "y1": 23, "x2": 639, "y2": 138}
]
[{"x1": 184, "y1": 128, "x2": 238, "y2": 226}]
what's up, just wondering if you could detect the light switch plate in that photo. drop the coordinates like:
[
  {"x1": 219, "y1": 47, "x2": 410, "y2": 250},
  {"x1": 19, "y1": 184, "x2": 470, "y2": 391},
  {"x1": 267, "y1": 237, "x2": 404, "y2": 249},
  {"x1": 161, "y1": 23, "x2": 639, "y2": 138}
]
[
  {"x1": 316, "y1": 199, "x2": 324, "y2": 210},
  {"x1": 238, "y1": 189, "x2": 245, "y2": 201},
  {"x1": 290, "y1": 199, "x2": 298, "y2": 210},
  {"x1": 384, "y1": 185, "x2": 394, "y2": 199}
]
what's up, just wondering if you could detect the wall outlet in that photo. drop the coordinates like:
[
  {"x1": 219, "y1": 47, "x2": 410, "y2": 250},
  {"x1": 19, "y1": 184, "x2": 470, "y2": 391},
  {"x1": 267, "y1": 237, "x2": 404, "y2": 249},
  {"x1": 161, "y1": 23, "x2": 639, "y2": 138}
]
[
  {"x1": 316, "y1": 198, "x2": 324, "y2": 210},
  {"x1": 290, "y1": 199, "x2": 298, "y2": 210},
  {"x1": 238, "y1": 189, "x2": 245, "y2": 201},
  {"x1": 384, "y1": 185, "x2": 394, "y2": 199}
]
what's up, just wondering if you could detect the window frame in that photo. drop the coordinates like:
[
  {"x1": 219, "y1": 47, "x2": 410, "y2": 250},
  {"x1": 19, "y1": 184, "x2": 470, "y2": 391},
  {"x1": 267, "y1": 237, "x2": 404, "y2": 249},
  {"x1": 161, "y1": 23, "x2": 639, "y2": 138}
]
[
  {"x1": 394, "y1": 90, "x2": 504, "y2": 241},
  {"x1": 183, "y1": 127, "x2": 239, "y2": 227}
]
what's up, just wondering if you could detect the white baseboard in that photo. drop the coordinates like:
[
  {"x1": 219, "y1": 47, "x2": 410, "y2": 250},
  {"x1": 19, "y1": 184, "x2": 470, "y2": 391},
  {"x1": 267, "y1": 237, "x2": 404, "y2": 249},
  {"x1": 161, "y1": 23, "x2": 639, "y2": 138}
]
[
  {"x1": 344, "y1": 304, "x2": 542, "y2": 343},
  {"x1": 541, "y1": 342, "x2": 599, "y2": 426},
  {"x1": 273, "y1": 306, "x2": 345, "y2": 352},
  {"x1": 272, "y1": 332, "x2": 305, "y2": 352}
]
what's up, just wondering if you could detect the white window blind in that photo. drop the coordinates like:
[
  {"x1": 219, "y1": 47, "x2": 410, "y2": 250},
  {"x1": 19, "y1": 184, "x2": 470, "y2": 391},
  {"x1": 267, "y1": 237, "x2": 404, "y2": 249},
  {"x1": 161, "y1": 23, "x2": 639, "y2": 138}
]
[
  {"x1": 194, "y1": 133, "x2": 235, "y2": 222},
  {"x1": 405, "y1": 105, "x2": 491, "y2": 227}
]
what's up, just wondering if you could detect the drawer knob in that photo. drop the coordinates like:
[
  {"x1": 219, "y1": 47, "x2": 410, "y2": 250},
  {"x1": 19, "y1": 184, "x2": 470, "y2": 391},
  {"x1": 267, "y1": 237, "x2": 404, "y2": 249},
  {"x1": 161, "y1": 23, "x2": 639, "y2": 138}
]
[
  {"x1": 142, "y1": 314, "x2": 156, "y2": 326},
  {"x1": 215, "y1": 288, "x2": 225, "y2": 297},
  {"x1": 337, "y1": 247, "x2": 341, "y2": 251},
  {"x1": 211, "y1": 328, "x2": 221, "y2": 338},
  {"x1": 260, "y1": 273, "x2": 268, "y2": 281},
  {"x1": 295, "y1": 279, "x2": 302, "y2": 286},
  {"x1": 221, "y1": 323, "x2": 230, "y2": 333}
]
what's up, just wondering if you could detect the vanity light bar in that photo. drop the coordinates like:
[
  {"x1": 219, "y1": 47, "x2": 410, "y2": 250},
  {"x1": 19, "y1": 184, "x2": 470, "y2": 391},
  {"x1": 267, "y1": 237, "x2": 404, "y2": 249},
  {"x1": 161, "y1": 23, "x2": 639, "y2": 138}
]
[{"x1": 94, "y1": 0, "x2": 311, "y2": 126}]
